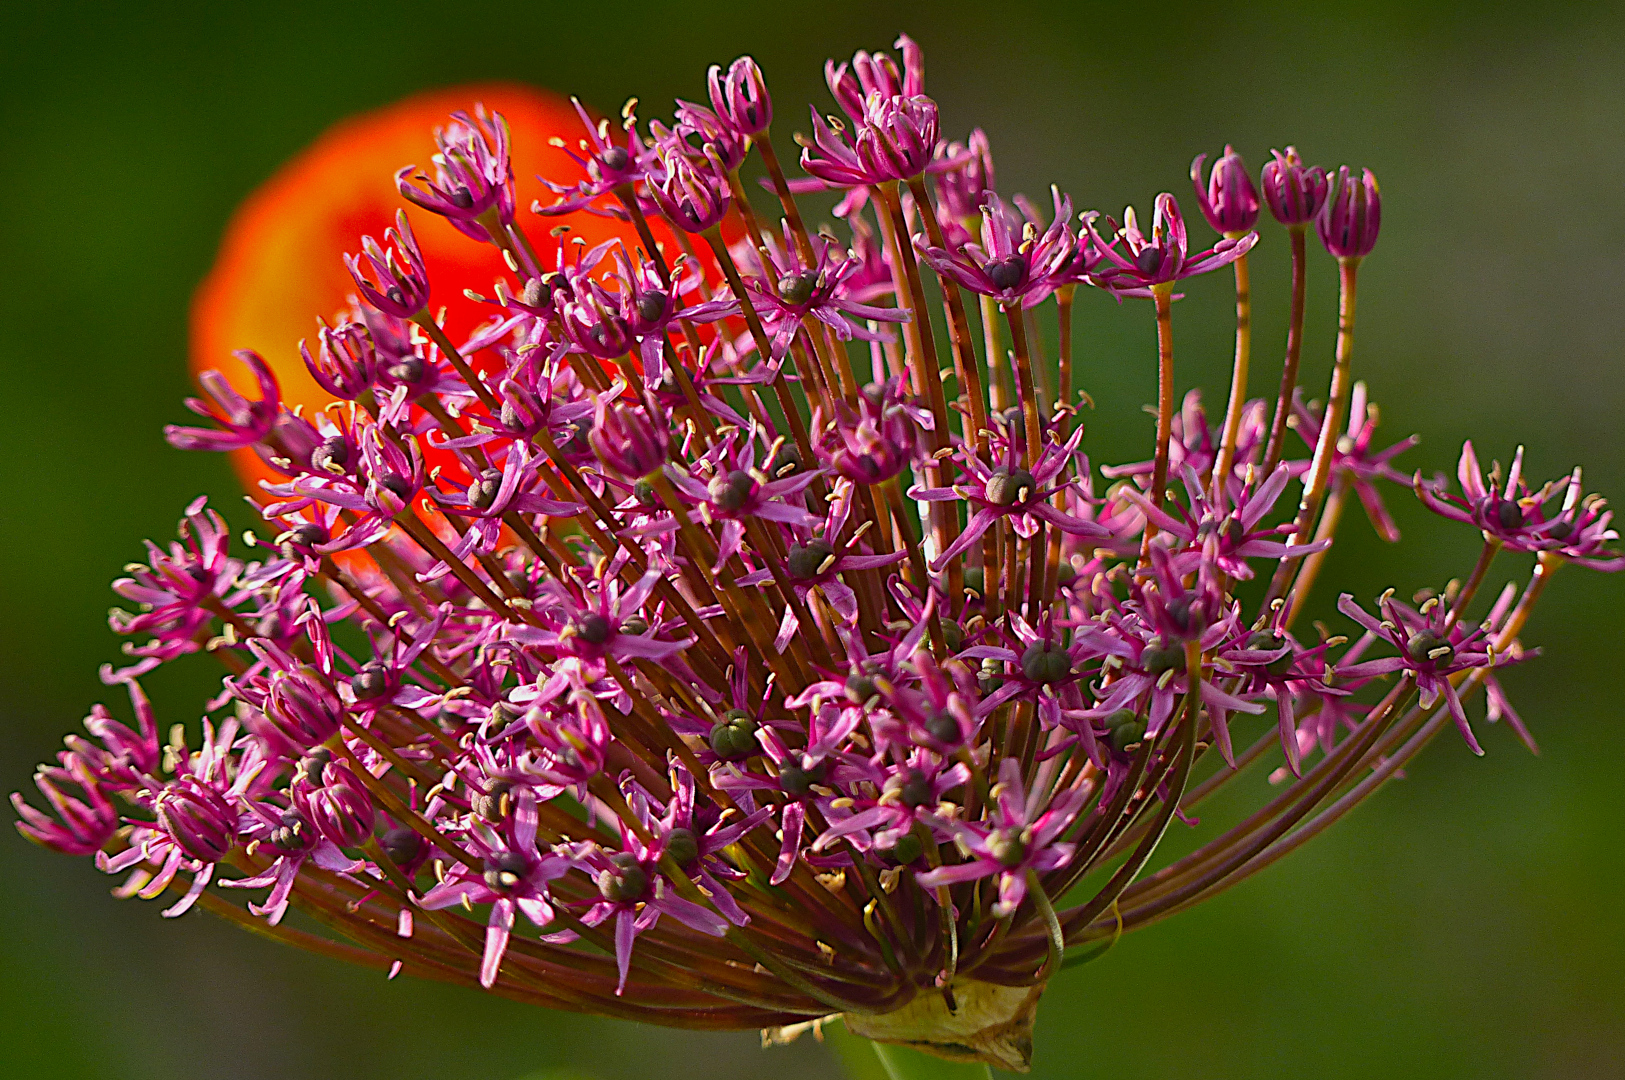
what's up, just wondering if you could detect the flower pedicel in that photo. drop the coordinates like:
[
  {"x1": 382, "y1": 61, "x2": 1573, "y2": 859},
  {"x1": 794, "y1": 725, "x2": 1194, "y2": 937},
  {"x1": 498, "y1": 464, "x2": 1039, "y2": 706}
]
[{"x1": 16, "y1": 33, "x2": 1620, "y2": 1073}]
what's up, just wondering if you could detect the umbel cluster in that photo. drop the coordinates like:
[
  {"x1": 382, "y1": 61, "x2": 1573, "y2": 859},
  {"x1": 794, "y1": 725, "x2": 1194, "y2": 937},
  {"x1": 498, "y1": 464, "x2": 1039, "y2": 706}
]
[{"x1": 15, "y1": 32, "x2": 1618, "y2": 1072}]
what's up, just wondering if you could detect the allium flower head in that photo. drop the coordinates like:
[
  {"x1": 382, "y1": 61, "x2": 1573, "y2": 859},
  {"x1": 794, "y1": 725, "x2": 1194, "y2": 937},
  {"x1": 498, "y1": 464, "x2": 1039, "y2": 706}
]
[{"x1": 18, "y1": 37, "x2": 1617, "y2": 1076}]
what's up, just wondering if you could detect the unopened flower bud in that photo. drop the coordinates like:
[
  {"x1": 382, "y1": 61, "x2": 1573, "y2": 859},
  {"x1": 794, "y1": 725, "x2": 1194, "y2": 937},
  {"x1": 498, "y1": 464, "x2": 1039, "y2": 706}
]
[
  {"x1": 647, "y1": 149, "x2": 731, "y2": 234},
  {"x1": 1316, "y1": 166, "x2": 1380, "y2": 260},
  {"x1": 1192, "y1": 146, "x2": 1260, "y2": 236},
  {"x1": 306, "y1": 765, "x2": 375, "y2": 848},
  {"x1": 1260, "y1": 147, "x2": 1329, "y2": 226},
  {"x1": 155, "y1": 781, "x2": 238, "y2": 863},
  {"x1": 254, "y1": 666, "x2": 344, "y2": 757},
  {"x1": 708, "y1": 56, "x2": 772, "y2": 137},
  {"x1": 590, "y1": 397, "x2": 668, "y2": 480}
]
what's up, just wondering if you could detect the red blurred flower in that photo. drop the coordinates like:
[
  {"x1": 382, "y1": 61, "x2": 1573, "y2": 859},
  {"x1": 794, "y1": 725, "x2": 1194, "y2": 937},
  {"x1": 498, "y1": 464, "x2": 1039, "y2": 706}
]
[{"x1": 191, "y1": 83, "x2": 659, "y2": 494}]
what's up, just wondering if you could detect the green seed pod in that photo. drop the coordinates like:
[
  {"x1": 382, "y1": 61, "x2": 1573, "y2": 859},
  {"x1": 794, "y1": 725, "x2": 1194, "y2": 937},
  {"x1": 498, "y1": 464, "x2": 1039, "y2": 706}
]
[
  {"x1": 1020, "y1": 643, "x2": 1072, "y2": 684},
  {"x1": 664, "y1": 827, "x2": 700, "y2": 868},
  {"x1": 1141, "y1": 644, "x2": 1186, "y2": 676},
  {"x1": 984, "y1": 468, "x2": 1037, "y2": 508}
]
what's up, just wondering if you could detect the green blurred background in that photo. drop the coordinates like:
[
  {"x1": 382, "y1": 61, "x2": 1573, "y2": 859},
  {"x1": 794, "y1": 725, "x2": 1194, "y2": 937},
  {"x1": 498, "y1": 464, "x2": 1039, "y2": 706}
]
[{"x1": 3, "y1": 1, "x2": 1623, "y2": 1077}]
